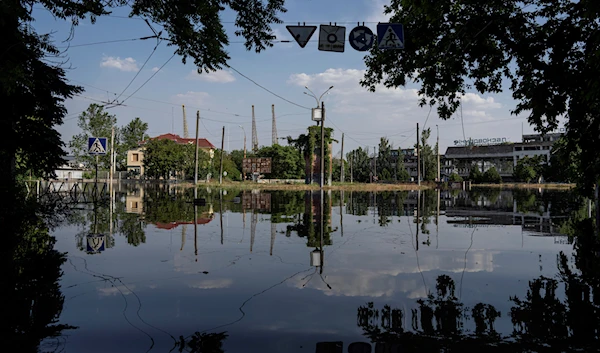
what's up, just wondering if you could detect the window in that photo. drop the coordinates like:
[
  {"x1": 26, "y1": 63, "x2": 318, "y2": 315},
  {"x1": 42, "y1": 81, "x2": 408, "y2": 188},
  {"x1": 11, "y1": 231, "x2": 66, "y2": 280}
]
[
  {"x1": 132, "y1": 201, "x2": 139, "y2": 209},
  {"x1": 515, "y1": 147, "x2": 522, "y2": 151},
  {"x1": 132, "y1": 153, "x2": 139, "y2": 162}
]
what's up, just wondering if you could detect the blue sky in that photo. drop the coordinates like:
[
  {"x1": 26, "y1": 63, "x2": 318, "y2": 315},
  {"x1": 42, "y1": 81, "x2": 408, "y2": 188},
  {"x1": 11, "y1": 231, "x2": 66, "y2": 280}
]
[{"x1": 33, "y1": 0, "x2": 559, "y2": 156}]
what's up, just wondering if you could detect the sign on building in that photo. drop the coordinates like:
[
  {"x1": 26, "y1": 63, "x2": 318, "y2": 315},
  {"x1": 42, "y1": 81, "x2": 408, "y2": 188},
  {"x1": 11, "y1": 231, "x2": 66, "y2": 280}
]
[
  {"x1": 242, "y1": 157, "x2": 272, "y2": 174},
  {"x1": 454, "y1": 137, "x2": 508, "y2": 146}
]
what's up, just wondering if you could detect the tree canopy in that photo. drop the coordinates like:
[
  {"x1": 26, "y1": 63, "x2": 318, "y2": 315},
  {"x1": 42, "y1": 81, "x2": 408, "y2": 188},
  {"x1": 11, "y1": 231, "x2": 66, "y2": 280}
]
[
  {"x1": 3, "y1": 0, "x2": 287, "y2": 186},
  {"x1": 362, "y1": 0, "x2": 600, "y2": 195}
]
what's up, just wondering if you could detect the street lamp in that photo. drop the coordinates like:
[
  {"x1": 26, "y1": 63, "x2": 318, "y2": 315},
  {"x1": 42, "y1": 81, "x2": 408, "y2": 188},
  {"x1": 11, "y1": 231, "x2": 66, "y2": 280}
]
[
  {"x1": 304, "y1": 85, "x2": 334, "y2": 125},
  {"x1": 304, "y1": 86, "x2": 334, "y2": 188},
  {"x1": 238, "y1": 125, "x2": 247, "y2": 158}
]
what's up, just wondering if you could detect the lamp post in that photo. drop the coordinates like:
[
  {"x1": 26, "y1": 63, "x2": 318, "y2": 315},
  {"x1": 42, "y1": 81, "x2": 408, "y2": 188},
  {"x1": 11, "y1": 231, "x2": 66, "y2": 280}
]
[{"x1": 304, "y1": 86, "x2": 334, "y2": 188}]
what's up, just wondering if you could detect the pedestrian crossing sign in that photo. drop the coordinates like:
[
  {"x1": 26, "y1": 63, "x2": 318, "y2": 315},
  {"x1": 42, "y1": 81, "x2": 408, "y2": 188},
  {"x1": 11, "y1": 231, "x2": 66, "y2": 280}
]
[
  {"x1": 377, "y1": 23, "x2": 405, "y2": 50},
  {"x1": 88, "y1": 137, "x2": 108, "y2": 155}
]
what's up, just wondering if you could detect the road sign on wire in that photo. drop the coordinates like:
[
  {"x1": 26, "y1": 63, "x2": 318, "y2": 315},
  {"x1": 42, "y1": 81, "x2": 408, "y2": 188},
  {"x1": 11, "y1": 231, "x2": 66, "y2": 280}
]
[
  {"x1": 242, "y1": 157, "x2": 272, "y2": 174},
  {"x1": 349, "y1": 25, "x2": 375, "y2": 51},
  {"x1": 377, "y1": 23, "x2": 405, "y2": 49},
  {"x1": 286, "y1": 25, "x2": 317, "y2": 48},
  {"x1": 318, "y1": 25, "x2": 346, "y2": 52},
  {"x1": 88, "y1": 137, "x2": 108, "y2": 155}
]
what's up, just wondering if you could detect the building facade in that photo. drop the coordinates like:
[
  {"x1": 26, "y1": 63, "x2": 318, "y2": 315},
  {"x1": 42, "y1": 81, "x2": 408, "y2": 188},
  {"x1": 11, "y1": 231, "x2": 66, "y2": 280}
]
[{"x1": 443, "y1": 133, "x2": 563, "y2": 180}]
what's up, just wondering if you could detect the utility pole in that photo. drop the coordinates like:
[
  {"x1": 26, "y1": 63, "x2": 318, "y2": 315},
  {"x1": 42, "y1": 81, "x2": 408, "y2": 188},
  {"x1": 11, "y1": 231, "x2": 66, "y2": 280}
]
[
  {"x1": 194, "y1": 111, "x2": 200, "y2": 186},
  {"x1": 251, "y1": 105, "x2": 258, "y2": 152},
  {"x1": 320, "y1": 101, "x2": 326, "y2": 188},
  {"x1": 437, "y1": 124, "x2": 440, "y2": 182},
  {"x1": 272, "y1": 104, "x2": 278, "y2": 145},
  {"x1": 340, "y1": 133, "x2": 345, "y2": 183},
  {"x1": 417, "y1": 123, "x2": 421, "y2": 186},
  {"x1": 373, "y1": 146, "x2": 377, "y2": 182},
  {"x1": 350, "y1": 151, "x2": 353, "y2": 183},
  {"x1": 110, "y1": 127, "x2": 114, "y2": 184},
  {"x1": 219, "y1": 126, "x2": 225, "y2": 185}
]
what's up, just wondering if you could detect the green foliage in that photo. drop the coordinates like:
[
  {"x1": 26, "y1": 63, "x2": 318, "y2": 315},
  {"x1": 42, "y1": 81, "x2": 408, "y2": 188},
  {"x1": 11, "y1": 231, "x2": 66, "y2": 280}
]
[
  {"x1": 120, "y1": 117, "x2": 149, "y2": 170},
  {"x1": 514, "y1": 156, "x2": 544, "y2": 183},
  {"x1": 395, "y1": 150, "x2": 411, "y2": 182},
  {"x1": 256, "y1": 144, "x2": 303, "y2": 179},
  {"x1": 449, "y1": 173, "x2": 463, "y2": 182},
  {"x1": 143, "y1": 139, "x2": 184, "y2": 180},
  {"x1": 377, "y1": 137, "x2": 394, "y2": 180},
  {"x1": 347, "y1": 147, "x2": 372, "y2": 183},
  {"x1": 69, "y1": 104, "x2": 117, "y2": 170},
  {"x1": 213, "y1": 149, "x2": 241, "y2": 181},
  {"x1": 3, "y1": 0, "x2": 286, "y2": 183},
  {"x1": 482, "y1": 167, "x2": 502, "y2": 184},
  {"x1": 415, "y1": 128, "x2": 437, "y2": 181},
  {"x1": 361, "y1": 0, "x2": 600, "y2": 196},
  {"x1": 545, "y1": 137, "x2": 579, "y2": 184},
  {"x1": 288, "y1": 126, "x2": 335, "y2": 183},
  {"x1": 469, "y1": 165, "x2": 483, "y2": 183}
]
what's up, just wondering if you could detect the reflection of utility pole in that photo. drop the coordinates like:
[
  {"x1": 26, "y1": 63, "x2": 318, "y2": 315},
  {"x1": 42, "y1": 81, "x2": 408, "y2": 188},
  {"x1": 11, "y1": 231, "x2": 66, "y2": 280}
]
[
  {"x1": 250, "y1": 210, "x2": 257, "y2": 252},
  {"x1": 320, "y1": 188, "x2": 324, "y2": 274},
  {"x1": 340, "y1": 190, "x2": 344, "y2": 237},
  {"x1": 436, "y1": 189, "x2": 440, "y2": 249},
  {"x1": 194, "y1": 203, "x2": 198, "y2": 259},
  {"x1": 416, "y1": 190, "x2": 420, "y2": 251},
  {"x1": 417, "y1": 123, "x2": 421, "y2": 186},
  {"x1": 180, "y1": 224, "x2": 186, "y2": 251},
  {"x1": 220, "y1": 189, "x2": 224, "y2": 245},
  {"x1": 270, "y1": 221, "x2": 276, "y2": 256}
]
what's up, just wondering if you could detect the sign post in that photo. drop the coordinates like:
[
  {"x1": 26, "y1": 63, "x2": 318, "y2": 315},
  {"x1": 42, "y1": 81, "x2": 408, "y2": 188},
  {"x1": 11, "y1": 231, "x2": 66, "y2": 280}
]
[
  {"x1": 242, "y1": 157, "x2": 272, "y2": 182},
  {"x1": 88, "y1": 137, "x2": 107, "y2": 195}
]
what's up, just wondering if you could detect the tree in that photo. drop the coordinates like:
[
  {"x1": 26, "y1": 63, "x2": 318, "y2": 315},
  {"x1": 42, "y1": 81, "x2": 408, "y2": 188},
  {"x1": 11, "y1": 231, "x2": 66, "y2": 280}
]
[
  {"x1": 287, "y1": 126, "x2": 336, "y2": 184},
  {"x1": 143, "y1": 139, "x2": 182, "y2": 180},
  {"x1": 377, "y1": 137, "x2": 394, "y2": 180},
  {"x1": 361, "y1": 0, "x2": 600, "y2": 197},
  {"x1": 69, "y1": 104, "x2": 117, "y2": 171},
  {"x1": 449, "y1": 173, "x2": 463, "y2": 182},
  {"x1": 256, "y1": 144, "x2": 303, "y2": 179},
  {"x1": 119, "y1": 117, "x2": 149, "y2": 170},
  {"x1": 415, "y1": 128, "x2": 436, "y2": 181},
  {"x1": 3, "y1": 0, "x2": 286, "y2": 185},
  {"x1": 483, "y1": 167, "x2": 502, "y2": 184},
  {"x1": 212, "y1": 149, "x2": 242, "y2": 181},
  {"x1": 514, "y1": 157, "x2": 538, "y2": 183},
  {"x1": 545, "y1": 137, "x2": 579, "y2": 184},
  {"x1": 395, "y1": 150, "x2": 411, "y2": 182},
  {"x1": 346, "y1": 147, "x2": 371, "y2": 183},
  {"x1": 469, "y1": 164, "x2": 483, "y2": 183}
]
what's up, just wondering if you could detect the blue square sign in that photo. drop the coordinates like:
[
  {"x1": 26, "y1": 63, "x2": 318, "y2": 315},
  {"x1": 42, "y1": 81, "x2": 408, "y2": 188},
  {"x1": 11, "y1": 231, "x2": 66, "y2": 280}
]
[
  {"x1": 88, "y1": 137, "x2": 108, "y2": 155},
  {"x1": 377, "y1": 23, "x2": 405, "y2": 50}
]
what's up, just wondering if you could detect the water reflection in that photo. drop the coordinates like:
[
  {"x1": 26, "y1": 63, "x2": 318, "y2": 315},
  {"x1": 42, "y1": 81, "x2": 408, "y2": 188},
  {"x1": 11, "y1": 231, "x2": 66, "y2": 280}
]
[{"x1": 17, "y1": 184, "x2": 596, "y2": 351}]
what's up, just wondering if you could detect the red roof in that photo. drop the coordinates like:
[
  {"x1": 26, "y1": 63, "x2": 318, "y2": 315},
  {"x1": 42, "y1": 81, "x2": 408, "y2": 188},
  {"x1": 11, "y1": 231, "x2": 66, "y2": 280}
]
[
  {"x1": 153, "y1": 218, "x2": 213, "y2": 230},
  {"x1": 142, "y1": 133, "x2": 215, "y2": 149}
]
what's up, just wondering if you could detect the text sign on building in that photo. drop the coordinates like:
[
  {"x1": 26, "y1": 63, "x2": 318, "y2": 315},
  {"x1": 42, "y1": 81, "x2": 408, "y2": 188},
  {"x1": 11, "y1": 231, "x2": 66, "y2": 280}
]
[
  {"x1": 454, "y1": 137, "x2": 508, "y2": 146},
  {"x1": 242, "y1": 157, "x2": 272, "y2": 174}
]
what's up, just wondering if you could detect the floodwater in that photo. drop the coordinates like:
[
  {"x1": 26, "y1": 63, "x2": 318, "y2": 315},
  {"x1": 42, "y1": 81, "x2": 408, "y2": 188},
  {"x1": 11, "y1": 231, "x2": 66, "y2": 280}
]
[{"x1": 19, "y1": 185, "x2": 600, "y2": 352}]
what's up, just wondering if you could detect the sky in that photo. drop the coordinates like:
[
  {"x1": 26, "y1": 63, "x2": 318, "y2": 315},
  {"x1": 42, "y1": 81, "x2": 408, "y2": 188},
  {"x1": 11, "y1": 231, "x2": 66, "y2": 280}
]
[{"x1": 32, "y1": 0, "x2": 564, "y2": 157}]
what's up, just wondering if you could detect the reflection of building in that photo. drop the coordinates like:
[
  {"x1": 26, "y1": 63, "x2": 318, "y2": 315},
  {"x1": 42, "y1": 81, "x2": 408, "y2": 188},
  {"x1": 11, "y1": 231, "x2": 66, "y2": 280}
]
[
  {"x1": 126, "y1": 133, "x2": 216, "y2": 178},
  {"x1": 443, "y1": 133, "x2": 563, "y2": 180},
  {"x1": 125, "y1": 186, "x2": 144, "y2": 214}
]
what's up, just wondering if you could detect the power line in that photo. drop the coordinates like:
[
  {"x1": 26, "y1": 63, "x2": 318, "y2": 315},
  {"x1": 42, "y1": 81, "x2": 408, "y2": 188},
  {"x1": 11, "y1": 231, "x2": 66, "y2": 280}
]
[
  {"x1": 59, "y1": 38, "x2": 148, "y2": 48},
  {"x1": 112, "y1": 39, "x2": 162, "y2": 104},
  {"x1": 116, "y1": 52, "x2": 176, "y2": 106},
  {"x1": 228, "y1": 66, "x2": 311, "y2": 110}
]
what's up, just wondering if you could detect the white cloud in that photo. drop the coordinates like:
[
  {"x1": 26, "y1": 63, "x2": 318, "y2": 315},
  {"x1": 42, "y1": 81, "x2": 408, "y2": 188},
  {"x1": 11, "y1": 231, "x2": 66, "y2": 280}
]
[
  {"x1": 366, "y1": 0, "x2": 391, "y2": 23},
  {"x1": 151, "y1": 67, "x2": 160, "y2": 72},
  {"x1": 272, "y1": 27, "x2": 294, "y2": 49},
  {"x1": 171, "y1": 91, "x2": 211, "y2": 108},
  {"x1": 98, "y1": 284, "x2": 136, "y2": 297},
  {"x1": 287, "y1": 68, "x2": 513, "y2": 150},
  {"x1": 186, "y1": 69, "x2": 236, "y2": 83},
  {"x1": 100, "y1": 56, "x2": 139, "y2": 72},
  {"x1": 188, "y1": 279, "x2": 233, "y2": 289}
]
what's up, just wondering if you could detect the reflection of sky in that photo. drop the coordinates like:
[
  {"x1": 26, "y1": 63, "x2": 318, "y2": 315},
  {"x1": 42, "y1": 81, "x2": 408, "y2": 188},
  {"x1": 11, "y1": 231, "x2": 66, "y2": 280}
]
[{"x1": 52, "y1": 199, "x2": 574, "y2": 353}]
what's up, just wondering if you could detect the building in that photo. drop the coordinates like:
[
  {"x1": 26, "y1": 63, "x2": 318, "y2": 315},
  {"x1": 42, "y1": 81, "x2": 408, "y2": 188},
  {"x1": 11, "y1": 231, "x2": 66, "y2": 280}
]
[
  {"x1": 126, "y1": 133, "x2": 216, "y2": 178},
  {"x1": 53, "y1": 156, "x2": 86, "y2": 180},
  {"x1": 443, "y1": 132, "x2": 563, "y2": 180}
]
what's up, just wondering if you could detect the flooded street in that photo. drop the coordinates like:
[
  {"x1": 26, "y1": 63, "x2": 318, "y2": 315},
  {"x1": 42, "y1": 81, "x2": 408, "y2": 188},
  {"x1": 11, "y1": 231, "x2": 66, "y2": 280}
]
[{"x1": 45, "y1": 186, "x2": 592, "y2": 352}]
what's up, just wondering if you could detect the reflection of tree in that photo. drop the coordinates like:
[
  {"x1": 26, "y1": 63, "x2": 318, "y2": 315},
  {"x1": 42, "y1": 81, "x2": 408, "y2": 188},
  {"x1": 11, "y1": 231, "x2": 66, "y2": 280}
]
[
  {"x1": 2, "y1": 196, "x2": 76, "y2": 351},
  {"x1": 346, "y1": 191, "x2": 369, "y2": 216},
  {"x1": 119, "y1": 212, "x2": 146, "y2": 246},
  {"x1": 175, "y1": 332, "x2": 228, "y2": 353},
  {"x1": 286, "y1": 191, "x2": 335, "y2": 247}
]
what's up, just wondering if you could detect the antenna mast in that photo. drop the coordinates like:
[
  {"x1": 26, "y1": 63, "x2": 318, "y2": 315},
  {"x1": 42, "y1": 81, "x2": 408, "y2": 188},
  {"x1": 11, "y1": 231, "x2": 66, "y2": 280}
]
[{"x1": 182, "y1": 105, "x2": 189, "y2": 138}]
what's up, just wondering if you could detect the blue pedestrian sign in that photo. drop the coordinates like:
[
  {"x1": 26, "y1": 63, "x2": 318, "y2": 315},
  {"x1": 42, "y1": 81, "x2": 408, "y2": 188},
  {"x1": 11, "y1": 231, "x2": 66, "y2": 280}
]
[
  {"x1": 88, "y1": 137, "x2": 108, "y2": 155},
  {"x1": 377, "y1": 23, "x2": 404, "y2": 50},
  {"x1": 349, "y1": 25, "x2": 375, "y2": 52},
  {"x1": 86, "y1": 234, "x2": 106, "y2": 253}
]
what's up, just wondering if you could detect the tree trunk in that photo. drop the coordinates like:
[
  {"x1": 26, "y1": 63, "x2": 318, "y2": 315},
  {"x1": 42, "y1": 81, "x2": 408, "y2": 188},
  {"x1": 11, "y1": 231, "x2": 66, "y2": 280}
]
[{"x1": 595, "y1": 181, "x2": 600, "y2": 238}]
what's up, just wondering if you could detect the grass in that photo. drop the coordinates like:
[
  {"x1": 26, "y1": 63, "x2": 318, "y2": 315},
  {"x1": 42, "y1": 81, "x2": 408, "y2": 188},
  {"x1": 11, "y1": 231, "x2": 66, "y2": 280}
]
[
  {"x1": 177, "y1": 181, "x2": 432, "y2": 191},
  {"x1": 474, "y1": 183, "x2": 575, "y2": 189}
]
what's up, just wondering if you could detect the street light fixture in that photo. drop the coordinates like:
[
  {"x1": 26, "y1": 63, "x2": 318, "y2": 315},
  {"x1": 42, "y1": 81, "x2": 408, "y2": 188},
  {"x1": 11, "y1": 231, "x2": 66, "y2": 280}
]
[
  {"x1": 304, "y1": 86, "x2": 334, "y2": 125},
  {"x1": 304, "y1": 86, "x2": 334, "y2": 188}
]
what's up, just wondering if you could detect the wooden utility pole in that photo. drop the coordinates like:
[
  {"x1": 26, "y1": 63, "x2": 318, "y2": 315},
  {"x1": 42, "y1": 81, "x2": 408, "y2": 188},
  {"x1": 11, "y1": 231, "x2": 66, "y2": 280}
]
[
  {"x1": 350, "y1": 151, "x2": 353, "y2": 183},
  {"x1": 417, "y1": 123, "x2": 421, "y2": 186},
  {"x1": 437, "y1": 125, "x2": 441, "y2": 182},
  {"x1": 110, "y1": 127, "x2": 114, "y2": 184},
  {"x1": 219, "y1": 126, "x2": 225, "y2": 185},
  {"x1": 320, "y1": 101, "x2": 326, "y2": 188},
  {"x1": 194, "y1": 111, "x2": 200, "y2": 187}
]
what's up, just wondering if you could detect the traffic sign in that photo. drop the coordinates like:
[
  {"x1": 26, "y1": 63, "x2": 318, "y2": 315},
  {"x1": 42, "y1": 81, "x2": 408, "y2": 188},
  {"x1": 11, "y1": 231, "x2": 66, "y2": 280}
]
[
  {"x1": 88, "y1": 137, "x2": 108, "y2": 155},
  {"x1": 318, "y1": 25, "x2": 346, "y2": 52},
  {"x1": 286, "y1": 25, "x2": 317, "y2": 48},
  {"x1": 349, "y1": 25, "x2": 375, "y2": 51},
  {"x1": 86, "y1": 234, "x2": 106, "y2": 253},
  {"x1": 377, "y1": 23, "x2": 404, "y2": 49}
]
